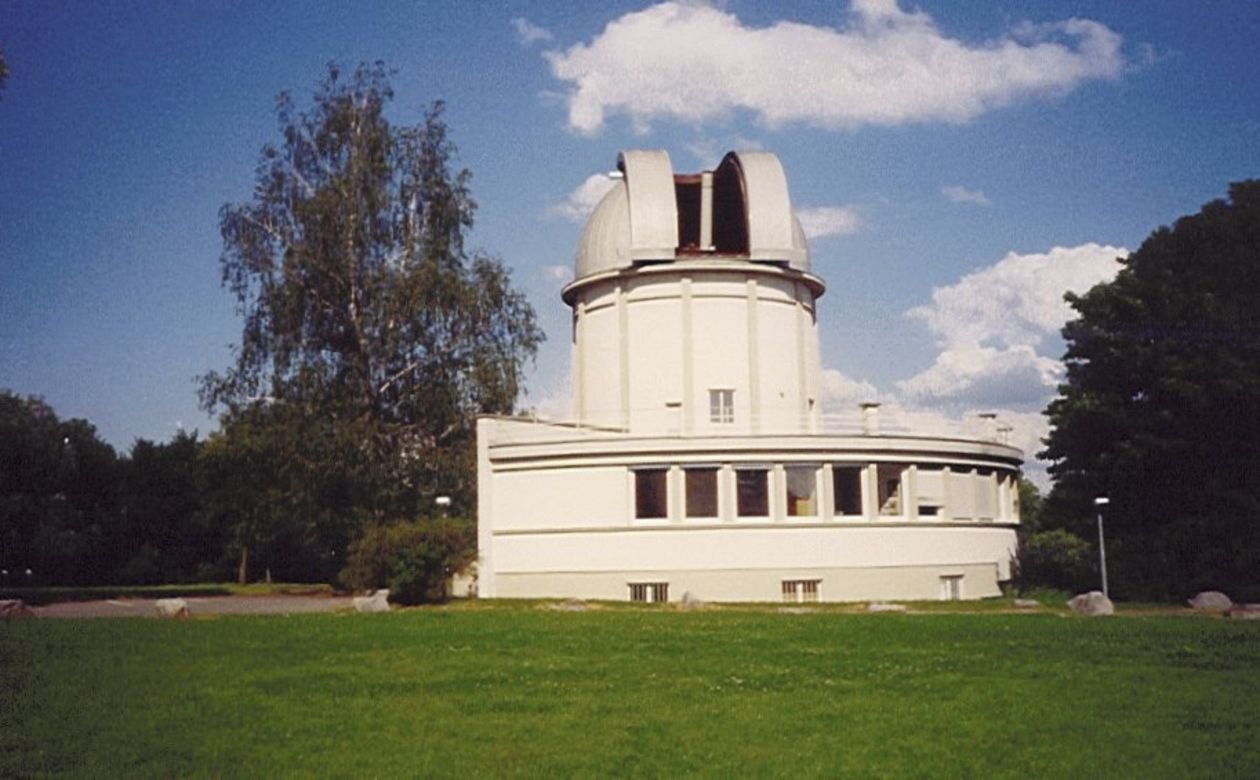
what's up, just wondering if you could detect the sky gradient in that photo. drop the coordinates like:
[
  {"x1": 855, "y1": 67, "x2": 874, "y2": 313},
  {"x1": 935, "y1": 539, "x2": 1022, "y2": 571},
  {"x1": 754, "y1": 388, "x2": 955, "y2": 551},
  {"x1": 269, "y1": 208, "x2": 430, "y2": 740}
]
[{"x1": 2, "y1": 1, "x2": 1258, "y2": 480}]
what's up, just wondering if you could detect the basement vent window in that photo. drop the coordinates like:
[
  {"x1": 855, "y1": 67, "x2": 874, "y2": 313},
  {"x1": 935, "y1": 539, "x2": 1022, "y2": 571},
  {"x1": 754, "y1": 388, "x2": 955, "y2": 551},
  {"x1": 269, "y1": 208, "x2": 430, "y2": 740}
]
[
  {"x1": 782, "y1": 579, "x2": 820, "y2": 603},
  {"x1": 629, "y1": 582, "x2": 669, "y2": 603}
]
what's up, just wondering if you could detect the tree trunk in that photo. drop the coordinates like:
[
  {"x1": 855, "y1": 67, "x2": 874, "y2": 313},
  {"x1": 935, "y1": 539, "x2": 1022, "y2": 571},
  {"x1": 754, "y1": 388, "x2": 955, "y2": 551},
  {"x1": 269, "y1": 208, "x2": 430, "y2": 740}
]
[{"x1": 237, "y1": 544, "x2": 248, "y2": 586}]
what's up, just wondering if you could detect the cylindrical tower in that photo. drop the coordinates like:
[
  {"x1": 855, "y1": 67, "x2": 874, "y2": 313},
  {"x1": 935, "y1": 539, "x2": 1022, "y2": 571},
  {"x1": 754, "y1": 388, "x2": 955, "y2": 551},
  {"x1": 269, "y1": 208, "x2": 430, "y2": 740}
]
[{"x1": 563, "y1": 150, "x2": 826, "y2": 436}]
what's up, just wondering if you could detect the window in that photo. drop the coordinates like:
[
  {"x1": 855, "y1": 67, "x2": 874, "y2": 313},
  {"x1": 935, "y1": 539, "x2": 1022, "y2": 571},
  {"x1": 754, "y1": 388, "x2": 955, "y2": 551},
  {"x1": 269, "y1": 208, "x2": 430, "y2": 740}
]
[
  {"x1": 635, "y1": 468, "x2": 668, "y2": 519},
  {"x1": 736, "y1": 468, "x2": 769, "y2": 517},
  {"x1": 833, "y1": 465, "x2": 863, "y2": 516},
  {"x1": 782, "y1": 579, "x2": 820, "y2": 603},
  {"x1": 629, "y1": 582, "x2": 669, "y2": 603},
  {"x1": 877, "y1": 464, "x2": 906, "y2": 516},
  {"x1": 685, "y1": 468, "x2": 718, "y2": 518},
  {"x1": 939, "y1": 575, "x2": 963, "y2": 601},
  {"x1": 709, "y1": 389, "x2": 734, "y2": 423},
  {"x1": 786, "y1": 466, "x2": 818, "y2": 517}
]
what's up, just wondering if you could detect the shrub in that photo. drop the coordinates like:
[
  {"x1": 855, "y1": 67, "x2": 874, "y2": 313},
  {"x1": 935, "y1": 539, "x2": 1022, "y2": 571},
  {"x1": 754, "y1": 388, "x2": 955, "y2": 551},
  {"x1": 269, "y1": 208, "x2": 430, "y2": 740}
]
[
  {"x1": 1015, "y1": 529, "x2": 1096, "y2": 593},
  {"x1": 339, "y1": 518, "x2": 475, "y2": 605}
]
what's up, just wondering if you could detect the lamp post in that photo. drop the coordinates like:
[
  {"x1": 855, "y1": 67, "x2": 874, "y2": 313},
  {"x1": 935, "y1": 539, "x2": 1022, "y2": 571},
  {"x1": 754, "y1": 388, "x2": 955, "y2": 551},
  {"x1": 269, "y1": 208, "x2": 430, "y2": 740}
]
[
  {"x1": 1093, "y1": 496, "x2": 1110, "y2": 598},
  {"x1": 435, "y1": 495, "x2": 451, "y2": 519}
]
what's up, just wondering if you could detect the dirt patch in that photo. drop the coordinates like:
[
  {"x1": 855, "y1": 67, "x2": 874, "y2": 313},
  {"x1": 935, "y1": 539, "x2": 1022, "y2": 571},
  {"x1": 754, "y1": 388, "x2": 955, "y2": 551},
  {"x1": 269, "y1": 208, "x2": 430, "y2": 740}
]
[{"x1": 33, "y1": 595, "x2": 355, "y2": 619}]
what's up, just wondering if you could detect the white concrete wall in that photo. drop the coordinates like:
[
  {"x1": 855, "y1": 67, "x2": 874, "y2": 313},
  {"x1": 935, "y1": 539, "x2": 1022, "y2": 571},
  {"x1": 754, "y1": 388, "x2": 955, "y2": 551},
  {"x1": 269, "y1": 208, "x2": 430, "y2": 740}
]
[{"x1": 571, "y1": 264, "x2": 821, "y2": 436}]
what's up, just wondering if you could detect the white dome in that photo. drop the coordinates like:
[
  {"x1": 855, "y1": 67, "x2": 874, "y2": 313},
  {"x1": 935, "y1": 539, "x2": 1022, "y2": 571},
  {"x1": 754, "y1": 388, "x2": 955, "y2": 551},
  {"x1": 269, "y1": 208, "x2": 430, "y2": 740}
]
[{"x1": 572, "y1": 150, "x2": 812, "y2": 283}]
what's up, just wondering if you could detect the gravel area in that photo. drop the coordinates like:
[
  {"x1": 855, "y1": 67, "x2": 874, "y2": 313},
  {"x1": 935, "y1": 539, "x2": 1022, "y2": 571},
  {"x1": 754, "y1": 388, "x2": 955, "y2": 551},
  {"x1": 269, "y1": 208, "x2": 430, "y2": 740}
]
[{"x1": 32, "y1": 595, "x2": 355, "y2": 619}]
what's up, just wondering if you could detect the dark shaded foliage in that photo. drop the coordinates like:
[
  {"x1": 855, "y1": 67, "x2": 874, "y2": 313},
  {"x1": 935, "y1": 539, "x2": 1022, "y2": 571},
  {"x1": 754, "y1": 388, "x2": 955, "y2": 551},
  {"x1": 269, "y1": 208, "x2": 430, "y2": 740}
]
[{"x1": 1042, "y1": 180, "x2": 1260, "y2": 600}]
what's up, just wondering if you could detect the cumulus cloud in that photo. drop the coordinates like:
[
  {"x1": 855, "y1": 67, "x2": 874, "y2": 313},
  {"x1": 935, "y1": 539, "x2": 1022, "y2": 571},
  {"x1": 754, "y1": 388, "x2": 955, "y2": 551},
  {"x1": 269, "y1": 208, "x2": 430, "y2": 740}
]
[
  {"x1": 512, "y1": 17, "x2": 553, "y2": 46},
  {"x1": 543, "y1": 264, "x2": 574, "y2": 284},
  {"x1": 820, "y1": 368, "x2": 878, "y2": 409},
  {"x1": 908, "y1": 243, "x2": 1126, "y2": 351},
  {"x1": 544, "y1": 1, "x2": 1125, "y2": 135},
  {"x1": 550, "y1": 173, "x2": 619, "y2": 222},
  {"x1": 897, "y1": 243, "x2": 1126, "y2": 411},
  {"x1": 941, "y1": 184, "x2": 991, "y2": 206},
  {"x1": 896, "y1": 345, "x2": 1063, "y2": 410},
  {"x1": 796, "y1": 206, "x2": 864, "y2": 239}
]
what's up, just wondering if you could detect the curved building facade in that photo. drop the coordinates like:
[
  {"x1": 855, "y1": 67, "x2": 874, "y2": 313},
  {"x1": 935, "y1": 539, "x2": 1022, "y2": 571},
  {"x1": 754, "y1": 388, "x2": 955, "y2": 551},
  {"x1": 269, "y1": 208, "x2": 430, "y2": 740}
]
[{"x1": 476, "y1": 150, "x2": 1022, "y2": 603}]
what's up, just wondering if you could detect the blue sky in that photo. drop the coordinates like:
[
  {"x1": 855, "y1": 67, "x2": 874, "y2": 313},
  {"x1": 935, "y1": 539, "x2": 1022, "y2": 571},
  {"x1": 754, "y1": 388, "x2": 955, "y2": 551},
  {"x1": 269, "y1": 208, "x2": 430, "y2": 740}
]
[{"x1": 2, "y1": 1, "x2": 1258, "y2": 476}]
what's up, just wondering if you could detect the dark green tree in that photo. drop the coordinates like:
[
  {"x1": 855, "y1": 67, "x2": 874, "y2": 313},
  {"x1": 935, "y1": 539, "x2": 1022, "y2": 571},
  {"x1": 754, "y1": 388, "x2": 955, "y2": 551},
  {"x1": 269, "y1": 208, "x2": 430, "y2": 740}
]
[
  {"x1": 0, "y1": 391, "x2": 122, "y2": 585},
  {"x1": 1042, "y1": 180, "x2": 1260, "y2": 600},
  {"x1": 200, "y1": 62, "x2": 542, "y2": 581}
]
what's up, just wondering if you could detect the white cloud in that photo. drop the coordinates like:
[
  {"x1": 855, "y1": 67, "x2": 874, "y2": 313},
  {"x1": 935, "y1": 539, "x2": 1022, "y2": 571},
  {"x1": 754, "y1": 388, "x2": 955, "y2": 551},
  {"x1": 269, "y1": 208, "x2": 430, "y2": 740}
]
[
  {"x1": 543, "y1": 264, "x2": 574, "y2": 283},
  {"x1": 512, "y1": 17, "x2": 553, "y2": 46},
  {"x1": 550, "y1": 173, "x2": 619, "y2": 222},
  {"x1": 819, "y1": 368, "x2": 878, "y2": 410},
  {"x1": 941, "y1": 184, "x2": 990, "y2": 206},
  {"x1": 895, "y1": 344, "x2": 1062, "y2": 410},
  {"x1": 897, "y1": 243, "x2": 1126, "y2": 413},
  {"x1": 796, "y1": 206, "x2": 864, "y2": 239},
  {"x1": 544, "y1": 1, "x2": 1125, "y2": 136},
  {"x1": 907, "y1": 243, "x2": 1126, "y2": 350}
]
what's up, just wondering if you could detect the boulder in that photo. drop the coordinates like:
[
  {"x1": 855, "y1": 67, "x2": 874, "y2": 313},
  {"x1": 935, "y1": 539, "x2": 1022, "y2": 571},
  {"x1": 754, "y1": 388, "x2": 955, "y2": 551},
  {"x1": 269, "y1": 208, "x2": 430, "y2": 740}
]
[
  {"x1": 1012, "y1": 598, "x2": 1041, "y2": 609},
  {"x1": 1187, "y1": 591, "x2": 1233, "y2": 610},
  {"x1": 0, "y1": 599, "x2": 35, "y2": 620},
  {"x1": 679, "y1": 591, "x2": 705, "y2": 610},
  {"x1": 154, "y1": 598, "x2": 190, "y2": 618},
  {"x1": 1067, "y1": 591, "x2": 1114, "y2": 616},
  {"x1": 353, "y1": 590, "x2": 391, "y2": 613},
  {"x1": 867, "y1": 602, "x2": 907, "y2": 613}
]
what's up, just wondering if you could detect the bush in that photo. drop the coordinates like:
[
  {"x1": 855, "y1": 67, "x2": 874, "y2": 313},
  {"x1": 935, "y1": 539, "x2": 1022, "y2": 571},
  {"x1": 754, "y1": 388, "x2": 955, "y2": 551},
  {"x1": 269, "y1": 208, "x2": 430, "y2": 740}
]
[
  {"x1": 1015, "y1": 529, "x2": 1096, "y2": 593},
  {"x1": 339, "y1": 518, "x2": 475, "y2": 605}
]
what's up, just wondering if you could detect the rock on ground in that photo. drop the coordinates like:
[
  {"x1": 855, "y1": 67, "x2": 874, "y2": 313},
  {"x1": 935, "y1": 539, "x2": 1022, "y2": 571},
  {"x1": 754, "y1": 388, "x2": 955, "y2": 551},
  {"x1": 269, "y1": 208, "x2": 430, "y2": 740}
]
[
  {"x1": 867, "y1": 602, "x2": 907, "y2": 613},
  {"x1": 154, "y1": 598, "x2": 190, "y2": 618},
  {"x1": 679, "y1": 591, "x2": 705, "y2": 610},
  {"x1": 1188, "y1": 591, "x2": 1233, "y2": 610},
  {"x1": 1012, "y1": 598, "x2": 1041, "y2": 609},
  {"x1": 353, "y1": 590, "x2": 390, "y2": 613},
  {"x1": 1067, "y1": 591, "x2": 1114, "y2": 616}
]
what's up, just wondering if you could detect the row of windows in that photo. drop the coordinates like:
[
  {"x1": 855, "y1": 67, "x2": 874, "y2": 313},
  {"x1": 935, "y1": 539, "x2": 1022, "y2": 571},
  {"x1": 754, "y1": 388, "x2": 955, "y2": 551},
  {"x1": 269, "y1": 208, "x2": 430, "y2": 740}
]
[
  {"x1": 628, "y1": 575, "x2": 966, "y2": 603},
  {"x1": 634, "y1": 462, "x2": 1016, "y2": 522}
]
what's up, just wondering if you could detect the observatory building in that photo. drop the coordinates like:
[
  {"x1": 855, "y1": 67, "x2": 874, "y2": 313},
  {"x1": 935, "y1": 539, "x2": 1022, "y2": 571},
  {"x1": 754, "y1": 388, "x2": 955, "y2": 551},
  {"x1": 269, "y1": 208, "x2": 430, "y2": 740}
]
[{"x1": 476, "y1": 150, "x2": 1022, "y2": 603}]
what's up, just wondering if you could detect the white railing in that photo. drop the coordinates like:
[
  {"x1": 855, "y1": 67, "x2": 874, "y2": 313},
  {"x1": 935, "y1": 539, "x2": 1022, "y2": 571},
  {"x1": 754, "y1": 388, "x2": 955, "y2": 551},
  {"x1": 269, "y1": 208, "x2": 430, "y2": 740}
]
[{"x1": 493, "y1": 406, "x2": 1017, "y2": 446}]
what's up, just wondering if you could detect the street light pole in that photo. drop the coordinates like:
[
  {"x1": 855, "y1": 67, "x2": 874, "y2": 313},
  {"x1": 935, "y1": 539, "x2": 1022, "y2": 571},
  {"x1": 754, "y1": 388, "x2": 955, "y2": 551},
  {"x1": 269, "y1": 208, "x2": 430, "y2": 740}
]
[{"x1": 1094, "y1": 496, "x2": 1110, "y2": 598}]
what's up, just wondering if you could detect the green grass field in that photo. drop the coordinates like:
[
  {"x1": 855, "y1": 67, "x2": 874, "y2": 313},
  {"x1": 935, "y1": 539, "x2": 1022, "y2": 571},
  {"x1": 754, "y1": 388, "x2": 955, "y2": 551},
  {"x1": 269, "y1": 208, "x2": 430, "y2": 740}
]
[{"x1": 3, "y1": 603, "x2": 1258, "y2": 778}]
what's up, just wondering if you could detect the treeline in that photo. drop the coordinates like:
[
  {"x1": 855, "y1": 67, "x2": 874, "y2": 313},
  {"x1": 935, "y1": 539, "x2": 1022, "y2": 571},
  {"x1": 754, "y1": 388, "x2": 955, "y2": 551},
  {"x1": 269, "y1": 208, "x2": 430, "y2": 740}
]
[{"x1": 1, "y1": 391, "x2": 224, "y2": 585}]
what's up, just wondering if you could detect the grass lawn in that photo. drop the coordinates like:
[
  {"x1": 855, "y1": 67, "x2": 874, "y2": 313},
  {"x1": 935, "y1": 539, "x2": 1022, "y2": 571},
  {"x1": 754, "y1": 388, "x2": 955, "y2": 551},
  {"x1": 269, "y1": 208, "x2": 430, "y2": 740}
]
[{"x1": 2, "y1": 603, "x2": 1258, "y2": 777}]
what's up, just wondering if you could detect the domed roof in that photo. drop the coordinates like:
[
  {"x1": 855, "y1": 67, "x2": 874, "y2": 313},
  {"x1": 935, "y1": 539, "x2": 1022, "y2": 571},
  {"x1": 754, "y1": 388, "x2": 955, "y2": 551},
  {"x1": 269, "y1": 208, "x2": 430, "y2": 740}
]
[{"x1": 572, "y1": 150, "x2": 811, "y2": 283}]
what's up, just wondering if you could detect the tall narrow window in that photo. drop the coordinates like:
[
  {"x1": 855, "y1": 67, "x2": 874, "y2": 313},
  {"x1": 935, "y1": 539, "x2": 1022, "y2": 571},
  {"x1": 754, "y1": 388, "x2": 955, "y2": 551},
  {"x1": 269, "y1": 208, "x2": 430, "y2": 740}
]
[
  {"x1": 786, "y1": 466, "x2": 818, "y2": 517},
  {"x1": 736, "y1": 468, "x2": 769, "y2": 517},
  {"x1": 833, "y1": 465, "x2": 863, "y2": 516},
  {"x1": 709, "y1": 389, "x2": 734, "y2": 423},
  {"x1": 685, "y1": 468, "x2": 718, "y2": 518},
  {"x1": 939, "y1": 575, "x2": 963, "y2": 601},
  {"x1": 635, "y1": 468, "x2": 668, "y2": 519},
  {"x1": 877, "y1": 464, "x2": 906, "y2": 516}
]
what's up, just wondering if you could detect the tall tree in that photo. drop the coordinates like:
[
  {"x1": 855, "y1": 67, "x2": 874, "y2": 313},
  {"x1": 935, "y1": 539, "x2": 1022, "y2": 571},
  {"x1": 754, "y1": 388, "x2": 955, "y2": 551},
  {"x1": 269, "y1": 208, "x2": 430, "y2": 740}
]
[
  {"x1": 0, "y1": 391, "x2": 121, "y2": 585},
  {"x1": 1042, "y1": 181, "x2": 1260, "y2": 599},
  {"x1": 200, "y1": 63, "x2": 542, "y2": 580}
]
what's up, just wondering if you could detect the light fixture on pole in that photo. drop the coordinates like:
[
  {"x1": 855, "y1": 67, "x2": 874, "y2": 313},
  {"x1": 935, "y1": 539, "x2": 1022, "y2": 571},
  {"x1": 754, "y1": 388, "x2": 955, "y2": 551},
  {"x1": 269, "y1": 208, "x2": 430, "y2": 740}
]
[
  {"x1": 1093, "y1": 496, "x2": 1110, "y2": 598},
  {"x1": 435, "y1": 495, "x2": 452, "y2": 518}
]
